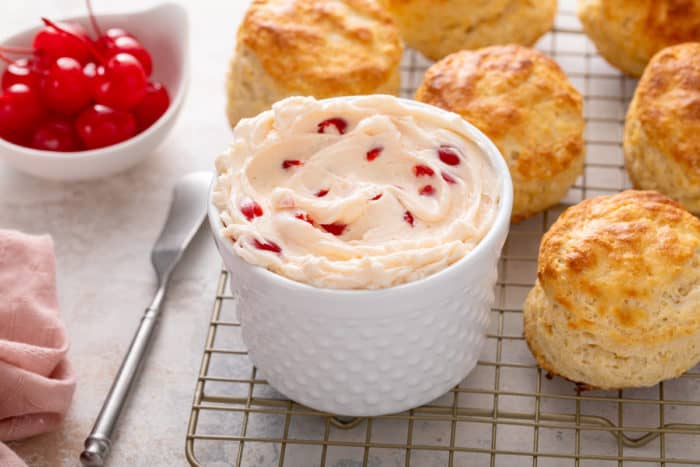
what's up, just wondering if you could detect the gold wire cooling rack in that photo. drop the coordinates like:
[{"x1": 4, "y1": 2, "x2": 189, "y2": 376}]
[{"x1": 186, "y1": 3, "x2": 700, "y2": 466}]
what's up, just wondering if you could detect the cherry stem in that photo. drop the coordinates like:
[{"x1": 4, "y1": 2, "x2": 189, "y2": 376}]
[
  {"x1": 0, "y1": 51, "x2": 16, "y2": 65},
  {"x1": 41, "y1": 17, "x2": 108, "y2": 65},
  {"x1": 85, "y1": 0, "x2": 102, "y2": 38},
  {"x1": 0, "y1": 45, "x2": 34, "y2": 54}
]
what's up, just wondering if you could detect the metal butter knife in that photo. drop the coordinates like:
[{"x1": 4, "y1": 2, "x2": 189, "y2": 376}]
[{"x1": 80, "y1": 171, "x2": 213, "y2": 467}]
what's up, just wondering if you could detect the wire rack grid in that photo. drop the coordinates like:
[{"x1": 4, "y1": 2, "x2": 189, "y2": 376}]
[{"x1": 186, "y1": 2, "x2": 700, "y2": 466}]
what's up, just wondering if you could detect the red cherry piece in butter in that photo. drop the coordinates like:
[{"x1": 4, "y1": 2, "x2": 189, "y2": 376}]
[
  {"x1": 295, "y1": 212, "x2": 314, "y2": 224},
  {"x1": 366, "y1": 146, "x2": 383, "y2": 161},
  {"x1": 317, "y1": 118, "x2": 347, "y2": 135},
  {"x1": 240, "y1": 199, "x2": 263, "y2": 221},
  {"x1": 414, "y1": 164, "x2": 435, "y2": 177},
  {"x1": 419, "y1": 185, "x2": 435, "y2": 196},
  {"x1": 438, "y1": 145, "x2": 461, "y2": 166},
  {"x1": 315, "y1": 189, "x2": 329, "y2": 198},
  {"x1": 403, "y1": 211, "x2": 415, "y2": 227},
  {"x1": 282, "y1": 159, "x2": 303, "y2": 169},
  {"x1": 370, "y1": 193, "x2": 383, "y2": 201},
  {"x1": 442, "y1": 171, "x2": 457, "y2": 184},
  {"x1": 321, "y1": 222, "x2": 347, "y2": 236},
  {"x1": 252, "y1": 239, "x2": 282, "y2": 254}
]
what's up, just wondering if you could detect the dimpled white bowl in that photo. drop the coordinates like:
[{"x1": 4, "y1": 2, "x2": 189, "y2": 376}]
[
  {"x1": 209, "y1": 97, "x2": 513, "y2": 416},
  {"x1": 0, "y1": 3, "x2": 188, "y2": 181}
]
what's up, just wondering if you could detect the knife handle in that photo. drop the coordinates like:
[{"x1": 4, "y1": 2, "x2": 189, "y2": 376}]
[{"x1": 80, "y1": 300, "x2": 163, "y2": 467}]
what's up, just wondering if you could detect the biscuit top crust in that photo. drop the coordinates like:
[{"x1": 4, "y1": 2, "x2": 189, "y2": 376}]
[
  {"x1": 537, "y1": 190, "x2": 700, "y2": 344},
  {"x1": 379, "y1": 0, "x2": 512, "y2": 31},
  {"x1": 638, "y1": 0, "x2": 700, "y2": 44},
  {"x1": 632, "y1": 42, "x2": 700, "y2": 176},
  {"x1": 580, "y1": 0, "x2": 700, "y2": 52},
  {"x1": 238, "y1": 0, "x2": 403, "y2": 96},
  {"x1": 415, "y1": 45, "x2": 584, "y2": 182}
]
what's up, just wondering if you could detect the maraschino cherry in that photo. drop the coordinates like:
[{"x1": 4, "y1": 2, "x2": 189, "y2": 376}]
[
  {"x1": 40, "y1": 56, "x2": 92, "y2": 114},
  {"x1": 93, "y1": 53, "x2": 147, "y2": 110},
  {"x1": 0, "y1": 57, "x2": 39, "y2": 91},
  {"x1": 82, "y1": 61, "x2": 102, "y2": 91},
  {"x1": 94, "y1": 28, "x2": 131, "y2": 56},
  {"x1": 133, "y1": 81, "x2": 169, "y2": 130},
  {"x1": 98, "y1": 35, "x2": 152, "y2": 76},
  {"x1": 0, "y1": 83, "x2": 45, "y2": 144},
  {"x1": 97, "y1": 28, "x2": 132, "y2": 43},
  {"x1": 34, "y1": 18, "x2": 92, "y2": 65},
  {"x1": 75, "y1": 104, "x2": 136, "y2": 149},
  {"x1": 32, "y1": 118, "x2": 81, "y2": 151},
  {"x1": 0, "y1": 0, "x2": 171, "y2": 151}
]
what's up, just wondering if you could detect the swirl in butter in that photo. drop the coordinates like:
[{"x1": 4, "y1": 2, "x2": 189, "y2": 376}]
[{"x1": 213, "y1": 95, "x2": 499, "y2": 289}]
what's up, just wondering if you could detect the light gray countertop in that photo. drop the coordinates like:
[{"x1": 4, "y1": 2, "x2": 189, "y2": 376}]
[
  {"x1": 3, "y1": 1, "x2": 700, "y2": 466},
  {"x1": 1, "y1": 1, "x2": 252, "y2": 465}
]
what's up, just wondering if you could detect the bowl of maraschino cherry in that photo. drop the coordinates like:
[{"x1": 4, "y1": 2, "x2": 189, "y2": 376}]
[{"x1": 0, "y1": 2, "x2": 188, "y2": 180}]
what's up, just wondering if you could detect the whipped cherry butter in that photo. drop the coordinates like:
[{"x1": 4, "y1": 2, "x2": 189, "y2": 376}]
[{"x1": 213, "y1": 96, "x2": 499, "y2": 289}]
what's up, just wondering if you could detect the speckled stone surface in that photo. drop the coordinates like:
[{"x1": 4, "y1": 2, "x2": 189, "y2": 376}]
[
  {"x1": 5, "y1": 2, "x2": 700, "y2": 466},
  {"x1": 0, "y1": 1, "x2": 251, "y2": 465}
]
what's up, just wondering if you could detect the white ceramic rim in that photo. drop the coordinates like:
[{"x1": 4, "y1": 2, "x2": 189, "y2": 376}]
[
  {"x1": 0, "y1": 2, "x2": 189, "y2": 160},
  {"x1": 209, "y1": 95, "x2": 514, "y2": 298}
]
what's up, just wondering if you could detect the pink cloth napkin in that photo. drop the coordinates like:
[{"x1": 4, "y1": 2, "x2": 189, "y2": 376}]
[{"x1": 0, "y1": 230, "x2": 76, "y2": 467}]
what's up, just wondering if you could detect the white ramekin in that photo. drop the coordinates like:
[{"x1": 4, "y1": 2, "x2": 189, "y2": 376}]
[{"x1": 209, "y1": 96, "x2": 513, "y2": 416}]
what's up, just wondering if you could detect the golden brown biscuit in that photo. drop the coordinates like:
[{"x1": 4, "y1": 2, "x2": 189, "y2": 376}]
[
  {"x1": 415, "y1": 45, "x2": 585, "y2": 222},
  {"x1": 524, "y1": 190, "x2": 700, "y2": 389},
  {"x1": 578, "y1": 0, "x2": 700, "y2": 77},
  {"x1": 226, "y1": 0, "x2": 403, "y2": 127},
  {"x1": 624, "y1": 43, "x2": 700, "y2": 213},
  {"x1": 378, "y1": 0, "x2": 557, "y2": 61}
]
